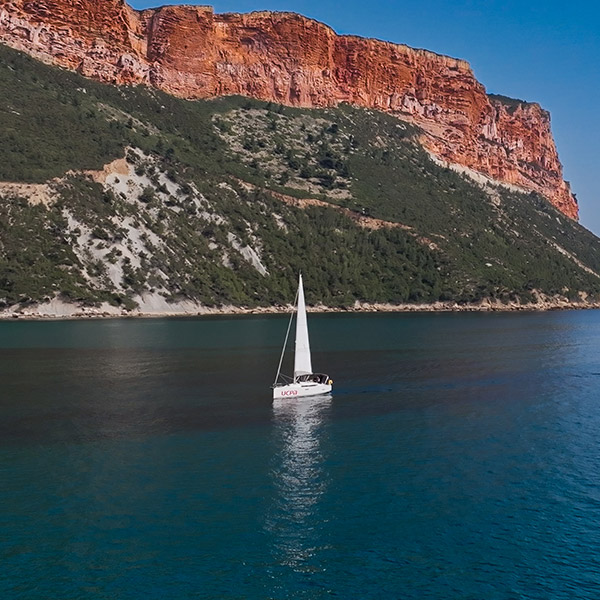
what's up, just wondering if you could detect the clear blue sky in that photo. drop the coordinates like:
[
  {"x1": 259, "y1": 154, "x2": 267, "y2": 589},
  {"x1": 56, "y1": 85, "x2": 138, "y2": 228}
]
[{"x1": 129, "y1": 0, "x2": 600, "y2": 234}]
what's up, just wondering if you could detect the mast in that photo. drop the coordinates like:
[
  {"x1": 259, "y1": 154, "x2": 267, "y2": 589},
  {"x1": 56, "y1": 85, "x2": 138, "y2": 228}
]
[{"x1": 293, "y1": 273, "x2": 312, "y2": 379}]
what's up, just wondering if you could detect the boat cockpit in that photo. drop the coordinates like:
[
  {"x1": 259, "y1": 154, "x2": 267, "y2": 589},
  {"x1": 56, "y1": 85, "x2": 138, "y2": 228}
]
[{"x1": 295, "y1": 373, "x2": 330, "y2": 384}]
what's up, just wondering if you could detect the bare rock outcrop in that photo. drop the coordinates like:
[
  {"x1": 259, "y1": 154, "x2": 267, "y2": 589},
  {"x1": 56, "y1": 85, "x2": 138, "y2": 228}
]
[{"x1": 0, "y1": 0, "x2": 577, "y2": 218}]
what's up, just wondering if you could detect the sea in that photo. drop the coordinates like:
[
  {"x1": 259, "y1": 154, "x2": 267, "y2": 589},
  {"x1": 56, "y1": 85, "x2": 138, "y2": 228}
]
[{"x1": 1, "y1": 311, "x2": 600, "y2": 599}]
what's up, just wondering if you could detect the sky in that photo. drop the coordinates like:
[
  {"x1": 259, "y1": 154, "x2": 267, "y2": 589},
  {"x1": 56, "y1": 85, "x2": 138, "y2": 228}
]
[{"x1": 129, "y1": 0, "x2": 600, "y2": 234}]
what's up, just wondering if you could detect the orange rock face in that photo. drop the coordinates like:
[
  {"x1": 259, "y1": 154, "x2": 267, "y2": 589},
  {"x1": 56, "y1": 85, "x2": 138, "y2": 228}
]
[{"x1": 0, "y1": 0, "x2": 578, "y2": 219}]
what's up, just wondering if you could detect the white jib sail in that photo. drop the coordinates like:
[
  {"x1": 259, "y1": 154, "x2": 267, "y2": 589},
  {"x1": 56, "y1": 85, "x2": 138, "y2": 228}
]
[{"x1": 294, "y1": 273, "x2": 313, "y2": 379}]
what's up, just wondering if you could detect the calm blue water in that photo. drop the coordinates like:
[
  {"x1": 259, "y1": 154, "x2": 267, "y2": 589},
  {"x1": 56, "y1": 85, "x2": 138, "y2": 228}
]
[{"x1": 1, "y1": 311, "x2": 600, "y2": 599}]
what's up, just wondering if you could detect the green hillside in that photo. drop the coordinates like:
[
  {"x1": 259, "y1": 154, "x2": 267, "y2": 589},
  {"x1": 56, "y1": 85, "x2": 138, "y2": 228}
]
[{"x1": 1, "y1": 43, "x2": 599, "y2": 311}]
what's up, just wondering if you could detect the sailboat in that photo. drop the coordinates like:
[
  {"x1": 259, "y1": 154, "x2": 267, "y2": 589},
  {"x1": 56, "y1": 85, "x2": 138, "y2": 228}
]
[{"x1": 272, "y1": 273, "x2": 333, "y2": 399}]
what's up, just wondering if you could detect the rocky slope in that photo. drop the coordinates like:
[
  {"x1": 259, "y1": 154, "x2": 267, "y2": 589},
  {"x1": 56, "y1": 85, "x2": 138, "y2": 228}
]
[
  {"x1": 1, "y1": 44, "x2": 600, "y2": 318},
  {"x1": 0, "y1": 0, "x2": 577, "y2": 219}
]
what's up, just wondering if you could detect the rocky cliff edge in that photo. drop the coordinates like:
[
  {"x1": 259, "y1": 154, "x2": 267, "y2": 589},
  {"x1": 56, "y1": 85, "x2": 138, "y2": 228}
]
[{"x1": 0, "y1": 0, "x2": 578, "y2": 218}]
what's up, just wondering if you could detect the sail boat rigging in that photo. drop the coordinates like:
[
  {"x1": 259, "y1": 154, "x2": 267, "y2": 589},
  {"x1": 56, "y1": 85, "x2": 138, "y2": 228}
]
[{"x1": 272, "y1": 274, "x2": 333, "y2": 400}]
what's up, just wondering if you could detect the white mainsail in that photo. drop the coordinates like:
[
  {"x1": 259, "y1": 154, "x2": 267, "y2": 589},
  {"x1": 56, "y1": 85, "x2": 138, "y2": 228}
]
[{"x1": 293, "y1": 273, "x2": 312, "y2": 379}]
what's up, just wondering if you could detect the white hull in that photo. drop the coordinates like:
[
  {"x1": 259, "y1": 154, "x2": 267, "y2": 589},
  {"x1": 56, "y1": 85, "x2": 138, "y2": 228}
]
[{"x1": 273, "y1": 382, "x2": 332, "y2": 400}]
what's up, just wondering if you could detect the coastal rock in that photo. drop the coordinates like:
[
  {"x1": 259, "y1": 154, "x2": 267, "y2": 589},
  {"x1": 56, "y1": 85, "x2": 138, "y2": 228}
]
[{"x1": 0, "y1": 0, "x2": 577, "y2": 219}]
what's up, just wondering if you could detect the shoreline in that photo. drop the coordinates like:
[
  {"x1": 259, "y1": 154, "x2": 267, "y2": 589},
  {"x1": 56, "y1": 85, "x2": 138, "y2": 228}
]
[{"x1": 1, "y1": 297, "x2": 600, "y2": 321}]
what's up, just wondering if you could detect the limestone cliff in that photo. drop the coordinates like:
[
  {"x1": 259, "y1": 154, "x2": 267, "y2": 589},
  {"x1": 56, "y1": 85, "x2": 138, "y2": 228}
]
[{"x1": 0, "y1": 0, "x2": 577, "y2": 218}]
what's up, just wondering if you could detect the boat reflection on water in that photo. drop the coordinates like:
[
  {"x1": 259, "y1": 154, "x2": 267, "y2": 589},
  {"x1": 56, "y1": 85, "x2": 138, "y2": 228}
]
[{"x1": 266, "y1": 394, "x2": 332, "y2": 572}]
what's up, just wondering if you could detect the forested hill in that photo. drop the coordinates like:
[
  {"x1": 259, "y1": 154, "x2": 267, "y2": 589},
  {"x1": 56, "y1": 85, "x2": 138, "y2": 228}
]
[{"x1": 1, "y1": 43, "x2": 600, "y2": 316}]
